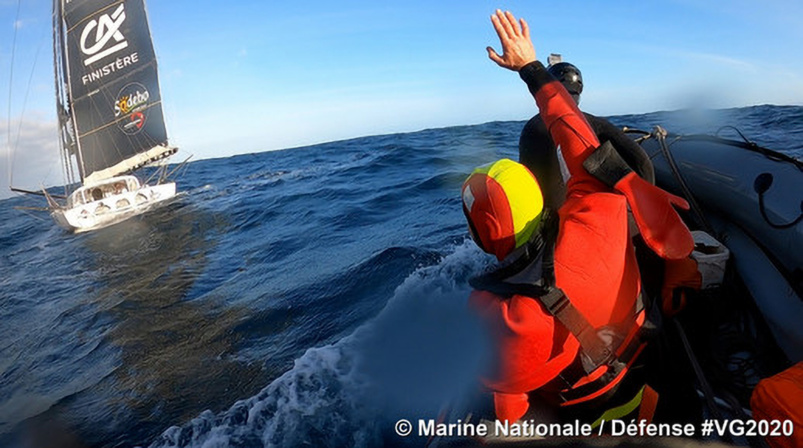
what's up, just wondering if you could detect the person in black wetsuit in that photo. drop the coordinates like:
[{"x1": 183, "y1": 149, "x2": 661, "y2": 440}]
[
  {"x1": 519, "y1": 61, "x2": 655, "y2": 210},
  {"x1": 516, "y1": 59, "x2": 705, "y2": 428}
]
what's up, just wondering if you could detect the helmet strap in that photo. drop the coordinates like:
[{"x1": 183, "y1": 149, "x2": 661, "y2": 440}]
[{"x1": 469, "y1": 208, "x2": 556, "y2": 292}]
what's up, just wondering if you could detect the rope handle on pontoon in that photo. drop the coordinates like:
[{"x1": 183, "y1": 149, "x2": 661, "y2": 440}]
[
  {"x1": 628, "y1": 126, "x2": 803, "y2": 171},
  {"x1": 713, "y1": 126, "x2": 803, "y2": 171},
  {"x1": 627, "y1": 126, "x2": 802, "y2": 231},
  {"x1": 754, "y1": 173, "x2": 803, "y2": 229},
  {"x1": 652, "y1": 126, "x2": 715, "y2": 235}
]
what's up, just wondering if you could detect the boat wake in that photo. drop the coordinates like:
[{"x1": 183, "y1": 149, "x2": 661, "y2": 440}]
[{"x1": 144, "y1": 241, "x2": 491, "y2": 448}]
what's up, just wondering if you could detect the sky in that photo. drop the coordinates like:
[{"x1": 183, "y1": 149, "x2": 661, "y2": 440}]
[{"x1": 2, "y1": 0, "x2": 803, "y2": 198}]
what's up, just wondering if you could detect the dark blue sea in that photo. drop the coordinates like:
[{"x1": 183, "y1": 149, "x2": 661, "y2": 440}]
[{"x1": 1, "y1": 105, "x2": 801, "y2": 448}]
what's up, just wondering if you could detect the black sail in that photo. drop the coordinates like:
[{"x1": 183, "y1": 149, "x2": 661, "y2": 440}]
[{"x1": 59, "y1": 0, "x2": 174, "y2": 184}]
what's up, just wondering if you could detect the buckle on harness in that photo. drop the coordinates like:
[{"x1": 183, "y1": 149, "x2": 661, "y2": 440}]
[{"x1": 579, "y1": 326, "x2": 624, "y2": 373}]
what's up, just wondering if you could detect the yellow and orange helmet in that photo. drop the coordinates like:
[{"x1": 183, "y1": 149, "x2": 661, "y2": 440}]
[{"x1": 462, "y1": 159, "x2": 544, "y2": 260}]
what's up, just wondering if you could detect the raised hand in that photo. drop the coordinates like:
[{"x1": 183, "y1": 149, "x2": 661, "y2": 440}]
[{"x1": 487, "y1": 10, "x2": 536, "y2": 71}]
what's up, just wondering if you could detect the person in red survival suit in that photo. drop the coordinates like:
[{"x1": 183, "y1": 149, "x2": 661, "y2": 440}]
[{"x1": 462, "y1": 10, "x2": 697, "y2": 423}]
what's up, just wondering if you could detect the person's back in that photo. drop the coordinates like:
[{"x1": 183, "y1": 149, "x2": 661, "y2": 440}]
[
  {"x1": 518, "y1": 60, "x2": 654, "y2": 209},
  {"x1": 464, "y1": 10, "x2": 696, "y2": 424},
  {"x1": 466, "y1": 70, "x2": 642, "y2": 420}
]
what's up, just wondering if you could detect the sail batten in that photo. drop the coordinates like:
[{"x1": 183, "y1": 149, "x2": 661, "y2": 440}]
[
  {"x1": 58, "y1": 0, "x2": 172, "y2": 184},
  {"x1": 65, "y1": 2, "x2": 126, "y2": 34},
  {"x1": 77, "y1": 100, "x2": 163, "y2": 138}
]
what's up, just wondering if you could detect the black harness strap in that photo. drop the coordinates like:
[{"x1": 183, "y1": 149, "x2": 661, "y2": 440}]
[
  {"x1": 539, "y1": 287, "x2": 613, "y2": 368},
  {"x1": 468, "y1": 205, "x2": 652, "y2": 403},
  {"x1": 557, "y1": 291, "x2": 654, "y2": 403},
  {"x1": 471, "y1": 276, "x2": 649, "y2": 403}
]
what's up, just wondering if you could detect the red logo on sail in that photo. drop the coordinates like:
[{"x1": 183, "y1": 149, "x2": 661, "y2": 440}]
[{"x1": 131, "y1": 112, "x2": 145, "y2": 129}]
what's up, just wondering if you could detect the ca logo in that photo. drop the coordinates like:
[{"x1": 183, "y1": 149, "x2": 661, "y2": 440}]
[{"x1": 80, "y1": 4, "x2": 128, "y2": 66}]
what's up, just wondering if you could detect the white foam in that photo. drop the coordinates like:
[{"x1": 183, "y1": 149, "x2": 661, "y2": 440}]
[{"x1": 144, "y1": 241, "x2": 491, "y2": 448}]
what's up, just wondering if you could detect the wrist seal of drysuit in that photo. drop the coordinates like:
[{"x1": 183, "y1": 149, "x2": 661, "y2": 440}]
[
  {"x1": 519, "y1": 61, "x2": 553, "y2": 96},
  {"x1": 581, "y1": 140, "x2": 633, "y2": 188},
  {"x1": 583, "y1": 141, "x2": 694, "y2": 260}
]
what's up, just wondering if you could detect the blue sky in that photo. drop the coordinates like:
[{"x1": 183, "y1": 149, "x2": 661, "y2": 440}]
[{"x1": 2, "y1": 0, "x2": 803, "y2": 196}]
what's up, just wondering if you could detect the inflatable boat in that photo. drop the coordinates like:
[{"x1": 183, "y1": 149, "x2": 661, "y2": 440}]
[
  {"x1": 622, "y1": 127, "x2": 802, "y2": 447},
  {"x1": 630, "y1": 126, "x2": 802, "y2": 363},
  {"x1": 429, "y1": 127, "x2": 802, "y2": 448}
]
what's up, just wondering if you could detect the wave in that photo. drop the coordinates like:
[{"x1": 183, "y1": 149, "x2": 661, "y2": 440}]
[
  {"x1": 144, "y1": 241, "x2": 490, "y2": 448},
  {"x1": 2, "y1": 105, "x2": 801, "y2": 447}
]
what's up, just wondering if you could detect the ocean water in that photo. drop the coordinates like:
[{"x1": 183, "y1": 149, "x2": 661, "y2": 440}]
[{"x1": 1, "y1": 105, "x2": 801, "y2": 448}]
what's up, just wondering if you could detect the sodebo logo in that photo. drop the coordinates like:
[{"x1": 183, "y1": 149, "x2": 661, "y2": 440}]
[
  {"x1": 114, "y1": 88, "x2": 149, "y2": 117},
  {"x1": 80, "y1": 4, "x2": 128, "y2": 66},
  {"x1": 114, "y1": 83, "x2": 150, "y2": 135}
]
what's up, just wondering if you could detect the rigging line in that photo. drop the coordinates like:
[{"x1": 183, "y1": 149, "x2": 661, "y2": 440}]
[
  {"x1": 71, "y1": 60, "x2": 160, "y2": 103},
  {"x1": 654, "y1": 126, "x2": 715, "y2": 235},
  {"x1": 715, "y1": 125, "x2": 751, "y2": 144},
  {"x1": 17, "y1": 205, "x2": 49, "y2": 222},
  {"x1": 53, "y1": 0, "x2": 73, "y2": 196},
  {"x1": 673, "y1": 319, "x2": 734, "y2": 445},
  {"x1": 80, "y1": 72, "x2": 163, "y2": 175},
  {"x1": 10, "y1": 36, "x2": 47, "y2": 187},
  {"x1": 76, "y1": 101, "x2": 165, "y2": 138},
  {"x1": 6, "y1": 0, "x2": 23, "y2": 188},
  {"x1": 64, "y1": 1, "x2": 123, "y2": 34},
  {"x1": 687, "y1": 132, "x2": 802, "y2": 171}
]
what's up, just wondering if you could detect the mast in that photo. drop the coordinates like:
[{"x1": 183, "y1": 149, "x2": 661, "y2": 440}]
[{"x1": 53, "y1": 0, "x2": 81, "y2": 191}]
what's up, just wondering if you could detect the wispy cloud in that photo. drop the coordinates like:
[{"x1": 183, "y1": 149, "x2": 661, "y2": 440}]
[
  {"x1": 1, "y1": 117, "x2": 61, "y2": 199},
  {"x1": 674, "y1": 50, "x2": 756, "y2": 71},
  {"x1": 608, "y1": 40, "x2": 759, "y2": 73}
]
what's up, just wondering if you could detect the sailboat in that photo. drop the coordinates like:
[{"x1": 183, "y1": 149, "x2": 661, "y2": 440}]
[{"x1": 12, "y1": 0, "x2": 178, "y2": 232}]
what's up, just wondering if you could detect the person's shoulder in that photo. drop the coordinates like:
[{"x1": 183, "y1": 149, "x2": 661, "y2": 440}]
[
  {"x1": 519, "y1": 113, "x2": 549, "y2": 146},
  {"x1": 523, "y1": 113, "x2": 545, "y2": 128},
  {"x1": 584, "y1": 112, "x2": 612, "y2": 125},
  {"x1": 584, "y1": 112, "x2": 619, "y2": 133}
]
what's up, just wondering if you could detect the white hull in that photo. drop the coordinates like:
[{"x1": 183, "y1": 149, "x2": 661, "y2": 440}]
[{"x1": 51, "y1": 178, "x2": 176, "y2": 233}]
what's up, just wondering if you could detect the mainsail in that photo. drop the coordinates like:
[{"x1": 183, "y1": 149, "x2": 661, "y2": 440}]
[{"x1": 54, "y1": 0, "x2": 175, "y2": 186}]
